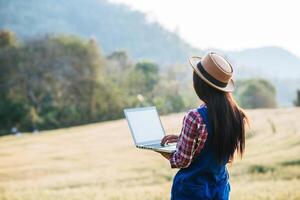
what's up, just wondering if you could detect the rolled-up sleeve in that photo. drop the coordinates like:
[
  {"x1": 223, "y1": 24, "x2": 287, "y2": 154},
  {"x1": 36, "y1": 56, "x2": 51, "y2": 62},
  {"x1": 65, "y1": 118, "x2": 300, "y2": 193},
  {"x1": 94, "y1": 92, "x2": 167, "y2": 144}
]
[{"x1": 170, "y1": 109, "x2": 207, "y2": 168}]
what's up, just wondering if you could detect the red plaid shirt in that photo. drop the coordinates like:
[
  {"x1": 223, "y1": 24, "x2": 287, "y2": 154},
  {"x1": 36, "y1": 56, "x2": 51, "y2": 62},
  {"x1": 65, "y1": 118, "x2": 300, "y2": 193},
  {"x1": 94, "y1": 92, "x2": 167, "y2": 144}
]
[{"x1": 170, "y1": 106, "x2": 208, "y2": 168}]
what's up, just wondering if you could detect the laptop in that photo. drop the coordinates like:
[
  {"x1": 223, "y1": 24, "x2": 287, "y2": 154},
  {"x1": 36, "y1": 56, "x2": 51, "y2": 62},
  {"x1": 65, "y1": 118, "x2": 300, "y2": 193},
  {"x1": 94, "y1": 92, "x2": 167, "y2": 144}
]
[{"x1": 124, "y1": 107, "x2": 177, "y2": 153}]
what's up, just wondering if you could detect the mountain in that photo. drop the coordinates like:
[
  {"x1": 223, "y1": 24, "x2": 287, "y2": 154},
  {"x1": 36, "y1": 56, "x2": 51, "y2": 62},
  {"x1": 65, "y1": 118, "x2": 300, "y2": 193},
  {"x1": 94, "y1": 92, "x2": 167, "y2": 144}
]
[
  {"x1": 0, "y1": 0, "x2": 299, "y2": 105},
  {"x1": 0, "y1": 0, "x2": 201, "y2": 64},
  {"x1": 223, "y1": 47, "x2": 300, "y2": 106},
  {"x1": 226, "y1": 46, "x2": 300, "y2": 79}
]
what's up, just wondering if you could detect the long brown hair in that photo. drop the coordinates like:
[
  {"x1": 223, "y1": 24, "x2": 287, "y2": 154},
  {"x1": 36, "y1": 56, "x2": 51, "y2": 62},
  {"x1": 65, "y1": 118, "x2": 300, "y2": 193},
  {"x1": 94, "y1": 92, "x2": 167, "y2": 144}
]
[{"x1": 193, "y1": 71, "x2": 249, "y2": 163}]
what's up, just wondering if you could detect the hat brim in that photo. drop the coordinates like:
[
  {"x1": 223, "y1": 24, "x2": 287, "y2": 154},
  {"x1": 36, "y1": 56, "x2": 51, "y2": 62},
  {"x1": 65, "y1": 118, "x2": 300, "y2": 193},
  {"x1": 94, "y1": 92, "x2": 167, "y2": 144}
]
[{"x1": 189, "y1": 56, "x2": 235, "y2": 92}]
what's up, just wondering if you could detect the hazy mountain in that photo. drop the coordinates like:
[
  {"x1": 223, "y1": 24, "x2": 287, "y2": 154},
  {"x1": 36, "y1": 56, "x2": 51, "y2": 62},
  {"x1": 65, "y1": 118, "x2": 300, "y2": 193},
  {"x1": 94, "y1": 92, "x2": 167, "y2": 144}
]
[
  {"x1": 0, "y1": 0, "x2": 299, "y2": 105},
  {"x1": 0, "y1": 0, "x2": 201, "y2": 64},
  {"x1": 223, "y1": 47, "x2": 300, "y2": 106},
  {"x1": 226, "y1": 46, "x2": 300, "y2": 79}
]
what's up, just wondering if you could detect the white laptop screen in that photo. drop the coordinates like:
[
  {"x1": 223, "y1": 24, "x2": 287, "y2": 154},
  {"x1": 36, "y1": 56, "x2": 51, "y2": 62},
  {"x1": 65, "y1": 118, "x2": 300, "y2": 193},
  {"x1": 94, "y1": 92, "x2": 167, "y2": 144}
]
[{"x1": 124, "y1": 107, "x2": 165, "y2": 145}]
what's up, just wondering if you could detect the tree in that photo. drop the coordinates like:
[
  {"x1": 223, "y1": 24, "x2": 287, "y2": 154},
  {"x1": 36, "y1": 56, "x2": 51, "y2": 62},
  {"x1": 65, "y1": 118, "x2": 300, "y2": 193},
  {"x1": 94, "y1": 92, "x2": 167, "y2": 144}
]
[
  {"x1": 294, "y1": 90, "x2": 300, "y2": 107},
  {"x1": 0, "y1": 31, "x2": 192, "y2": 134},
  {"x1": 107, "y1": 50, "x2": 133, "y2": 70},
  {"x1": 235, "y1": 79, "x2": 277, "y2": 109},
  {"x1": 125, "y1": 61, "x2": 159, "y2": 99},
  {"x1": 0, "y1": 30, "x2": 17, "y2": 48},
  {"x1": 135, "y1": 61, "x2": 159, "y2": 92},
  {"x1": 0, "y1": 33, "x2": 117, "y2": 132}
]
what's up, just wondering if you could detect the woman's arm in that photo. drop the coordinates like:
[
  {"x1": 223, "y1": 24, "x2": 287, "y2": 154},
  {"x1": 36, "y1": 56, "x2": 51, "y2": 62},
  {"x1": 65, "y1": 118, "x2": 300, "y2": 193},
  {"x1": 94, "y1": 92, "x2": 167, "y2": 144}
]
[{"x1": 169, "y1": 110, "x2": 207, "y2": 168}]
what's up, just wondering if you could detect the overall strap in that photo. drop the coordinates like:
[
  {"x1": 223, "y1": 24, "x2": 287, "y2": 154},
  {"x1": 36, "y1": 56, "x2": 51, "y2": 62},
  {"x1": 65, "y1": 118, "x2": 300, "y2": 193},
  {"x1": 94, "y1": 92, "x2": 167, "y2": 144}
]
[{"x1": 197, "y1": 105, "x2": 212, "y2": 135}]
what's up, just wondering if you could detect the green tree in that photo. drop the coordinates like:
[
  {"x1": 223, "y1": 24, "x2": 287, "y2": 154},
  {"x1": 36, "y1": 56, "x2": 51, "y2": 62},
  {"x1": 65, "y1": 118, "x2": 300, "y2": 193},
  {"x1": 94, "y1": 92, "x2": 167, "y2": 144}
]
[
  {"x1": 125, "y1": 61, "x2": 159, "y2": 102},
  {"x1": 0, "y1": 33, "x2": 121, "y2": 132},
  {"x1": 0, "y1": 31, "x2": 192, "y2": 135},
  {"x1": 0, "y1": 30, "x2": 17, "y2": 48},
  {"x1": 235, "y1": 79, "x2": 277, "y2": 109},
  {"x1": 294, "y1": 90, "x2": 300, "y2": 107}
]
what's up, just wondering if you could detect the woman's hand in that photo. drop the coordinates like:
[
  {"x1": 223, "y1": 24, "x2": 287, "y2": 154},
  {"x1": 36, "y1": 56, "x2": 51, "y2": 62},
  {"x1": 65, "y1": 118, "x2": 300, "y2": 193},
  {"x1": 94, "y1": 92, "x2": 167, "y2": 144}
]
[
  {"x1": 154, "y1": 134, "x2": 178, "y2": 161},
  {"x1": 161, "y1": 134, "x2": 179, "y2": 146}
]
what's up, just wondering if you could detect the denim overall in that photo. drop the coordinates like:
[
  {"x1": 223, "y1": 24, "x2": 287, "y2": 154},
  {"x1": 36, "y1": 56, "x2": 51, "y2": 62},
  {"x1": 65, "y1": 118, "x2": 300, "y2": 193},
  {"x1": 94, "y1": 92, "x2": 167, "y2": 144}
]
[{"x1": 171, "y1": 106, "x2": 230, "y2": 200}]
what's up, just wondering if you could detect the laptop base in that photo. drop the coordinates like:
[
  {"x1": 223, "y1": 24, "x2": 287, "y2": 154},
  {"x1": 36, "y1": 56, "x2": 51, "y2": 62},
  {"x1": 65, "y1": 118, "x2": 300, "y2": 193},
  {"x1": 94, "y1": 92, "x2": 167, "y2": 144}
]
[{"x1": 137, "y1": 143, "x2": 176, "y2": 153}]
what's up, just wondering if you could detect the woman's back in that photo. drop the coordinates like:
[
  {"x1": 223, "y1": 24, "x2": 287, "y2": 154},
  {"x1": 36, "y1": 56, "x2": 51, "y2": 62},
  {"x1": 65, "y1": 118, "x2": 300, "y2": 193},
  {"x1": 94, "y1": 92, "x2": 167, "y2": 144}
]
[
  {"x1": 159, "y1": 52, "x2": 248, "y2": 200},
  {"x1": 171, "y1": 105, "x2": 230, "y2": 200}
]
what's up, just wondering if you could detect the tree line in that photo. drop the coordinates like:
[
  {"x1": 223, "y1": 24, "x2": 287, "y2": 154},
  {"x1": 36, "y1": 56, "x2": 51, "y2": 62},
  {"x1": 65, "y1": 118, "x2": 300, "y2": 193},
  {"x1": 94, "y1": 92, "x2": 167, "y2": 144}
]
[
  {"x1": 0, "y1": 30, "x2": 192, "y2": 135},
  {"x1": 0, "y1": 30, "x2": 279, "y2": 135}
]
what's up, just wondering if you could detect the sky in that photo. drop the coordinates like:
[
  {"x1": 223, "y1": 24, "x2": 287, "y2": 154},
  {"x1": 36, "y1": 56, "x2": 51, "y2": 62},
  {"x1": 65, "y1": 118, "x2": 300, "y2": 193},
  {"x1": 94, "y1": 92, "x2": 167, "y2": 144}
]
[{"x1": 109, "y1": 0, "x2": 300, "y2": 57}]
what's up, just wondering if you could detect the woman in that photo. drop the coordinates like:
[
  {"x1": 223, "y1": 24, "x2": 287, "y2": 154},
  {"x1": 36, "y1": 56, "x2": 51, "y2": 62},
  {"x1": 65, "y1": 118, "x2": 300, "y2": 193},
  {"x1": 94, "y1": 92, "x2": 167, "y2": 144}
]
[{"x1": 157, "y1": 52, "x2": 249, "y2": 200}]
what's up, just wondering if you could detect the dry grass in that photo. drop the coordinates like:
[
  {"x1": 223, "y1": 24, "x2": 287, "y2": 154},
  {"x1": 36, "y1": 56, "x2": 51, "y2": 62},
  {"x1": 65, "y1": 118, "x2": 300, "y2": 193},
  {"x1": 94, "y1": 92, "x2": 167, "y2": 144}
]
[{"x1": 0, "y1": 107, "x2": 300, "y2": 200}]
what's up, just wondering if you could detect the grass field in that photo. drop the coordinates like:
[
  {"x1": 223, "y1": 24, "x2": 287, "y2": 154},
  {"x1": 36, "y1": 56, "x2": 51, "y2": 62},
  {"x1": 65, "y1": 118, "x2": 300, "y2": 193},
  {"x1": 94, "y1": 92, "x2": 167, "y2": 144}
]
[{"x1": 0, "y1": 107, "x2": 300, "y2": 200}]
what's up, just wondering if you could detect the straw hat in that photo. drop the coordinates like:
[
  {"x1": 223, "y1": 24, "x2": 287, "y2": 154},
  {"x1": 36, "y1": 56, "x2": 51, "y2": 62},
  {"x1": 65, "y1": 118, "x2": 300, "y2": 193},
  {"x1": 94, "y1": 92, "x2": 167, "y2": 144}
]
[{"x1": 189, "y1": 52, "x2": 235, "y2": 92}]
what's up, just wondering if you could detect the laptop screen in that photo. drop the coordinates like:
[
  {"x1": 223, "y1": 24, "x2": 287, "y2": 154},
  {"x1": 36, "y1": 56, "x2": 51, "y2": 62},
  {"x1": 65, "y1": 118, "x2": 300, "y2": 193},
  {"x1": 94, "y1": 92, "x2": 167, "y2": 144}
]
[{"x1": 124, "y1": 107, "x2": 165, "y2": 145}]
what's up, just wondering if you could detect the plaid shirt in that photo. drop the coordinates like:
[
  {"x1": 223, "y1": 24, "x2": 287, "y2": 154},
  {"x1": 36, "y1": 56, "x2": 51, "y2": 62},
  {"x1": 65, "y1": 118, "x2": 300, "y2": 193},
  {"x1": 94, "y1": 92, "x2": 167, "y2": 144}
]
[{"x1": 170, "y1": 106, "x2": 208, "y2": 168}]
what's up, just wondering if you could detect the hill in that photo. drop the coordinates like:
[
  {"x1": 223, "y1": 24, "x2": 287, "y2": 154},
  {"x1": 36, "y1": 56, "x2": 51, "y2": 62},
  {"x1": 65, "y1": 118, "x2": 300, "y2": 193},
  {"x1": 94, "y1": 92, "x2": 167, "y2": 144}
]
[
  {"x1": 0, "y1": 107, "x2": 299, "y2": 200},
  {"x1": 0, "y1": 0, "x2": 201, "y2": 64},
  {"x1": 226, "y1": 46, "x2": 300, "y2": 79},
  {"x1": 226, "y1": 47, "x2": 300, "y2": 106},
  {"x1": 2, "y1": 0, "x2": 300, "y2": 77}
]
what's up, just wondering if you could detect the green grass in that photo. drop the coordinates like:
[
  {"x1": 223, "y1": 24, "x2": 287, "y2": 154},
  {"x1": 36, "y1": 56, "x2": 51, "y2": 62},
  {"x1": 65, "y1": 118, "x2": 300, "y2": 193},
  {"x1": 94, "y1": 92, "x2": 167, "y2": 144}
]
[{"x1": 0, "y1": 107, "x2": 299, "y2": 200}]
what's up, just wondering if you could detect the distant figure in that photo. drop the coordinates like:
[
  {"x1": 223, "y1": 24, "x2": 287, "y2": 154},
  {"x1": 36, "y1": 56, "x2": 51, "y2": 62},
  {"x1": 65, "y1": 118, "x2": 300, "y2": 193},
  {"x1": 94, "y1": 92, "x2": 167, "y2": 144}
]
[
  {"x1": 157, "y1": 52, "x2": 249, "y2": 200},
  {"x1": 11, "y1": 127, "x2": 18, "y2": 134},
  {"x1": 11, "y1": 126, "x2": 22, "y2": 136},
  {"x1": 33, "y1": 128, "x2": 39, "y2": 134}
]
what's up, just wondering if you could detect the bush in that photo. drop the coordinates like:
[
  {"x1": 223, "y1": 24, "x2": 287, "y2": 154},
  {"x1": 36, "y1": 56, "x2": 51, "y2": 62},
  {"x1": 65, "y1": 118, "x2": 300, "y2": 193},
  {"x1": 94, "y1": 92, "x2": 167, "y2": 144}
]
[
  {"x1": 294, "y1": 90, "x2": 300, "y2": 107},
  {"x1": 248, "y1": 165, "x2": 275, "y2": 174},
  {"x1": 235, "y1": 79, "x2": 277, "y2": 109}
]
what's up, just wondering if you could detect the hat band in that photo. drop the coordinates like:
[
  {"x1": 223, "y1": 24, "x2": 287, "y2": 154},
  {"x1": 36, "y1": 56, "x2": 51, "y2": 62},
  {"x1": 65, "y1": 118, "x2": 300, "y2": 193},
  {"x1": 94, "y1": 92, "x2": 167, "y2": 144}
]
[{"x1": 197, "y1": 62, "x2": 228, "y2": 88}]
